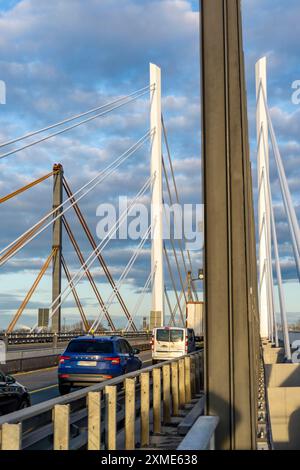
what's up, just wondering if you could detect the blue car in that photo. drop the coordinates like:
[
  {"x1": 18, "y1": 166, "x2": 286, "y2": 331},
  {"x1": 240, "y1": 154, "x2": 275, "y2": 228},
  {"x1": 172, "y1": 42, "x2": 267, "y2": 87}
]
[{"x1": 58, "y1": 335, "x2": 142, "y2": 394}]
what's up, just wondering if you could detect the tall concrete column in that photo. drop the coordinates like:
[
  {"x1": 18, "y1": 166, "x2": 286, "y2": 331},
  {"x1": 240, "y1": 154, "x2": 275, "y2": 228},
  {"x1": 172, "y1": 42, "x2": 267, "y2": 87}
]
[
  {"x1": 51, "y1": 163, "x2": 63, "y2": 333},
  {"x1": 150, "y1": 63, "x2": 164, "y2": 328},
  {"x1": 201, "y1": 0, "x2": 258, "y2": 449},
  {"x1": 256, "y1": 57, "x2": 272, "y2": 339}
]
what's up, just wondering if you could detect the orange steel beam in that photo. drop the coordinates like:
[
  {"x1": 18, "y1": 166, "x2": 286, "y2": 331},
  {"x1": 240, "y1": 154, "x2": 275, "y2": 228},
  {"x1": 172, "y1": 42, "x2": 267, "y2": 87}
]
[
  {"x1": 7, "y1": 248, "x2": 57, "y2": 333},
  {"x1": 0, "y1": 171, "x2": 57, "y2": 205},
  {"x1": 62, "y1": 216, "x2": 116, "y2": 331},
  {"x1": 62, "y1": 177, "x2": 137, "y2": 331},
  {"x1": 61, "y1": 255, "x2": 89, "y2": 332}
]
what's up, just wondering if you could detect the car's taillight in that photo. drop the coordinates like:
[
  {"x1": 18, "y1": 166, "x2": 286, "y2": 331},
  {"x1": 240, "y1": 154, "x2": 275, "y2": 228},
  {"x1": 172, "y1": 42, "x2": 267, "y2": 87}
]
[
  {"x1": 185, "y1": 339, "x2": 188, "y2": 354},
  {"x1": 59, "y1": 355, "x2": 70, "y2": 364},
  {"x1": 59, "y1": 374, "x2": 69, "y2": 379},
  {"x1": 103, "y1": 357, "x2": 120, "y2": 365},
  {"x1": 151, "y1": 335, "x2": 154, "y2": 351}
]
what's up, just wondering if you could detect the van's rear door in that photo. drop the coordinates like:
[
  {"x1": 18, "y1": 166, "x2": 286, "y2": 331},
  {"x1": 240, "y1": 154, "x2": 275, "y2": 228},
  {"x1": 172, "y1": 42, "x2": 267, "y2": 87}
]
[
  {"x1": 155, "y1": 328, "x2": 170, "y2": 352},
  {"x1": 168, "y1": 329, "x2": 185, "y2": 353},
  {"x1": 155, "y1": 328, "x2": 185, "y2": 354}
]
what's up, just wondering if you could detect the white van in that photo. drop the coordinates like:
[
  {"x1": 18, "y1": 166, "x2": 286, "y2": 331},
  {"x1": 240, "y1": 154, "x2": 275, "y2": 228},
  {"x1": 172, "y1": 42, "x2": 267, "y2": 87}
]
[{"x1": 151, "y1": 327, "x2": 196, "y2": 364}]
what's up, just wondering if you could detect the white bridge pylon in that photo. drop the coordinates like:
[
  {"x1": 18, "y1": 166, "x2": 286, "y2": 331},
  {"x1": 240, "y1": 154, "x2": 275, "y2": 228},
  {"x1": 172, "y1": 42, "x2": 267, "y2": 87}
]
[
  {"x1": 256, "y1": 56, "x2": 272, "y2": 340},
  {"x1": 150, "y1": 63, "x2": 164, "y2": 327},
  {"x1": 256, "y1": 56, "x2": 300, "y2": 360}
]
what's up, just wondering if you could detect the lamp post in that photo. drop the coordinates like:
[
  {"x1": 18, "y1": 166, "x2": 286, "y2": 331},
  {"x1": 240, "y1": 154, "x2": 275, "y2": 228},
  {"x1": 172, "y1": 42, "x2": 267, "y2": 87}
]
[{"x1": 187, "y1": 269, "x2": 203, "y2": 302}]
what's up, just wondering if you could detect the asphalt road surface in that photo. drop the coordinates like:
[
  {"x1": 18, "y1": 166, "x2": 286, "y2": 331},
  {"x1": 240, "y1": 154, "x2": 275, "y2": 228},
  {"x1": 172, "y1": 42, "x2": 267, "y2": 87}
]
[{"x1": 13, "y1": 350, "x2": 152, "y2": 406}]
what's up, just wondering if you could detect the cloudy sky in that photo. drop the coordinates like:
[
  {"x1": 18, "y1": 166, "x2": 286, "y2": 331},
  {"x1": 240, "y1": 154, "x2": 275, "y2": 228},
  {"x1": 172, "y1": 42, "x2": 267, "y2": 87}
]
[{"x1": 0, "y1": 0, "x2": 299, "y2": 330}]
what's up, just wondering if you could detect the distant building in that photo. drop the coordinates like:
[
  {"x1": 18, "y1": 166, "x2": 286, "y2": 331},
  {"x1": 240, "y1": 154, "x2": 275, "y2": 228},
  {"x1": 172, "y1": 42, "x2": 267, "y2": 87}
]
[{"x1": 142, "y1": 316, "x2": 149, "y2": 331}]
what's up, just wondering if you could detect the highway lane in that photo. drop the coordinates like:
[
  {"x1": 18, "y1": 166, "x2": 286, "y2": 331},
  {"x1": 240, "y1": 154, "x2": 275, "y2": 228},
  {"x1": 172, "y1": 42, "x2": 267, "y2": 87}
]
[{"x1": 13, "y1": 350, "x2": 152, "y2": 405}]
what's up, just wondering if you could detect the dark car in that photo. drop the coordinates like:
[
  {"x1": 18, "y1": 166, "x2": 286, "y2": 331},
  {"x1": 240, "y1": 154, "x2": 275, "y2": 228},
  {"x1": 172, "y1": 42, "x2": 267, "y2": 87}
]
[
  {"x1": 58, "y1": 335, "x2": 142, "y2": 394},
  {"x1": 0, "y1": 370, "x2": 31, "y2": 416}
]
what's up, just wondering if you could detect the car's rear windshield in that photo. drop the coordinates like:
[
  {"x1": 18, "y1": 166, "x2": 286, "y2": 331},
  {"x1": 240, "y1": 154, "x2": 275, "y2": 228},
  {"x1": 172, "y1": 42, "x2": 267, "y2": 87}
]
[
  {"x1": 66, "y1": 340, "x2": 114, "y2": 353},
  {"x1": 156, "y1": 329, "x2": 184, "y2": 342}
]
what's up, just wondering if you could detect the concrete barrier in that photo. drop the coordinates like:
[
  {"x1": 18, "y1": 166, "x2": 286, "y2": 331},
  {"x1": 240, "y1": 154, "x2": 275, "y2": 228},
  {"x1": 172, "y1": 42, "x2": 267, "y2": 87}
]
[
  {"x1": 268, "y1": 387, "x2": 300, "y2": 450},
  {"x1": 265, "y1": 363, "x2": 300, "y2": 388},
  {"x1": 1, "y1": 340, "x2": 151, "y2": 374},
  {"x1": 263, "y1": 347, "x2": 285, "y2": 364},
  {"x1": 177, "y1": 416, "x2": 219, "y2": 450},
  {"x1": 263, "y1": 344, "x2": 300, "y2": 449},
  {"x1": 2, "y1": 350, "x2": 64, "y2": 374}
]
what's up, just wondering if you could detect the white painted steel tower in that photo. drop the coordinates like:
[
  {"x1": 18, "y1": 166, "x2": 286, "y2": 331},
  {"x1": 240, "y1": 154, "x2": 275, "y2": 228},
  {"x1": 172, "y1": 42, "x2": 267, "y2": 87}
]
[
  {"x1": 256, "y1": 57, "x2": 273, "y2": 339},
  {"x1": 150, "y1": 63, "x2": 164, "y2": 327}
]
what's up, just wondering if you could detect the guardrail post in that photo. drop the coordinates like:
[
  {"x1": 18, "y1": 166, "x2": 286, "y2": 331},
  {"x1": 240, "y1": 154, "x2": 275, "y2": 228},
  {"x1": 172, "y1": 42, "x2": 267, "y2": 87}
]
[
  {"x1": 163, "y1": 364, "x2": 171, "y2": 424},
  {"x1": 52, "y1": 332, "x2": 58, "y2": 348},
  {"x1": 179, "y1": 358, "x2": 186, "y2": 407},
  {"x1": 185, "y1": 356, "x2": 192, "y2": 403},
  {"x1": 191, "y1": 355, "x2": 196, "y2": 397},
  {"x1": 0, "y1": 423, "x2": 21, "y2": 450},
  {"x1": 53, "y1": 404, "x2": 70, "y2": 450},
  {"x1": 152, "y1": 368, "x2": 161, "y2": 434},
  {"x1": 171, "y1": 361, "x2": 179, "y2": 416},
  {"x1": 125, "y1": 378, "x2": 136, "y2": 450},
  {"x1": 3, "y1": 334, "x2": 8, "y2": 349},
  {"x1": 87, "y1": 391, "x2": 101, "y2": 450},
  {"x1": 140, "y1": 372, "x2": 150, "y2": 447},
  {"x1": 105, "y1": 385, "x2": 117, "y2": 450}
]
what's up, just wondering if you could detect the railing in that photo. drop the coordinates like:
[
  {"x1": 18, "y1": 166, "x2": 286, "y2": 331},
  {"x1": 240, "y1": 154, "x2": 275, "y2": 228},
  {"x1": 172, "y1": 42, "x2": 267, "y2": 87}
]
[
  {"x1": 0, "y1": 330, "x2": 151, "y2": 346},
  {"x1": 0, "y1": 350, "x2": 203, "y2": 450}
]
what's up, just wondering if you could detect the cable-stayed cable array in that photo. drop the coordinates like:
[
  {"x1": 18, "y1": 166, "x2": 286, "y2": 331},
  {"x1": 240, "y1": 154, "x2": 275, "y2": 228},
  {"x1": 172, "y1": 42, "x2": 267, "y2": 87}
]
[{"x1": 0, "y1": 76, "x2": 196, "y2": 334}]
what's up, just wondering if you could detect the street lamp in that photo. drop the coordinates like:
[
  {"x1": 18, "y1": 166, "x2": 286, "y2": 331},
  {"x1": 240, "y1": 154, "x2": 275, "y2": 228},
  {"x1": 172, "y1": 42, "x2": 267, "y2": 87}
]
[{"x1": 187, "y1": 269, "x2": 204, "y2": 302}]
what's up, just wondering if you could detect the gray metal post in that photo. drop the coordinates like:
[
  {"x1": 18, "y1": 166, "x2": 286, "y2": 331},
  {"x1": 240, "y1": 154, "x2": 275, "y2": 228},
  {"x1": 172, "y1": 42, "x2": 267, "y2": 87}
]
[
  {"x1": 201, "y1": 0, "x2": 258, "y2": 449},
  {"x1": 51, "y1": 163, "x2": 63, "y2": 333}
]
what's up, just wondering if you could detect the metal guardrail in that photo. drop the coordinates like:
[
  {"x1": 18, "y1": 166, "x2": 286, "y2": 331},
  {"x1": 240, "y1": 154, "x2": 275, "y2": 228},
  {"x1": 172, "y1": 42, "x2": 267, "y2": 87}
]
[
  {"x1": 0, "y1": 331, "x2": 151, "y2": 346},
  {"x1": 0, "y1": 350, "x2": 203, "y2": 450}
]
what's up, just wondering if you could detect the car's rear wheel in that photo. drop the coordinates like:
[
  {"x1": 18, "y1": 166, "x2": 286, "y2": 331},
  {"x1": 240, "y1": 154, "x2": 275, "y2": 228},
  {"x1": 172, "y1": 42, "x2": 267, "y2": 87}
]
[
  {"x1": 59, "y1": 383, "x2": 71, "y2": 395},
  {"x1": 18, "y1": 399, "x2": 30, "y2": 410}
]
